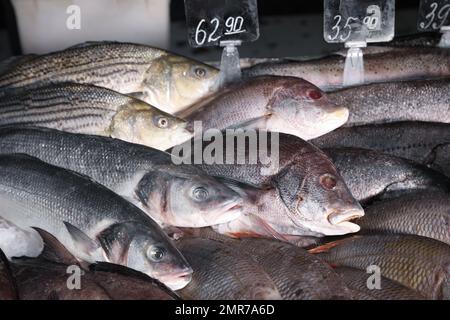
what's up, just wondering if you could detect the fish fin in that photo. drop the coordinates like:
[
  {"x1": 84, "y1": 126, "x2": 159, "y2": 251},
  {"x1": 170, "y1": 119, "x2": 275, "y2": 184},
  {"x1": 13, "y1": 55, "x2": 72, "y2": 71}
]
[
  {"x1": 227, "y1": 116, "x2": 268, "y2": 131},
  {"x1": 32, "y1": 227, "x2": 79, "y2": 265},
  {"x1": 246, "y1": 214, "x2": 289, "y2": 242},
  {"x1": 63, "y1": 221, "x2": 100, "y2": 257},
  {"x1": 308, "y1": 237, "x2": 359, "y2": 254},
  {"x1": 97, "y1": 223, "x2": 133, "y2": 265},
  {"x1": 214, "y1": 176, "x2": 263, "y2": 202}
]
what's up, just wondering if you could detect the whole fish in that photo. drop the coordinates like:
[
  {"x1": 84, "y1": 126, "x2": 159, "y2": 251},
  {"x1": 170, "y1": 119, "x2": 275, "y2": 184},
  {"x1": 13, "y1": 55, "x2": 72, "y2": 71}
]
[
  {"x1": 177, "y1": 76, "x2": 349, "y2": 140},
  {"x1": 0, "y1": 83, "x2": 193, "y2": 150},
  {"x1": 358, "y1": 191, "x2": 450, "y2": 245},
  {"x1": 0, "y1": 127, "x2": 242, "y2": 228},
  {"x1": 0, "y1": 249, "x2": 17, "y2": 300},
  {"x1": 8, "y1": 228, "x2": 178, "y2": 300},
  {"x1": 0, "y1": 41, "x2": 219, "y2": 113},
  {"x1": 177, "y1": 237, "x2": 281, "y2": 300},
  {"x1": 312, "y1": 235, "x2": 450, "y2": 300},
  {"x1": 334, "y1": 267, "x2": 426, "y2": 300},
  {"x1": 243, "y1": 47, "x2": 450, "y2": 91},
  {"x1": 0, "y1": 216, "x2": 43, "y2": 259},
  {"x1": 172, "y1": 131, "x2": 364, "y2": 237},
  {"x1": 313, "y1": 122, "x2": 450, "y2": 177},
  {"x1": 0, "y1": 154, "x2": 192, "y2": 290},
  {"x1": 328, "y1": 79, "x2": 450, "y2": 127},
  {"x1": 323, "y1": 148, "x2": 450, "y2": 203}
]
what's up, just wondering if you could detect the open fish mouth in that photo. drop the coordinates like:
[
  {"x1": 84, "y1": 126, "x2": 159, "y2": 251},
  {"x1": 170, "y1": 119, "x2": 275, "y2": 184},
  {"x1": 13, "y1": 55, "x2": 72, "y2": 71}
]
[
  {"x1": 298, "y1": 208, "x2": 364, "y2": 236},
  {"x1": 158, "y1": 268, "x2": 193, "y2": 291}
]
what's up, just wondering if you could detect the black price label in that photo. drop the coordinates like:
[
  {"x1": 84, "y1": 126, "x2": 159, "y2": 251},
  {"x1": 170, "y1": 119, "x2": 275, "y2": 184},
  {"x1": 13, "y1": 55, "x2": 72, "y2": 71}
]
[
  {"x1": 418, "y1": 0, "x2": 450, "y2": 31},
  {"x1": 184, "y1": 0, "x2": 259, "y2": 47},
  {"x1": 324, "y1": 0, "x2": 395, "y2": 43}
]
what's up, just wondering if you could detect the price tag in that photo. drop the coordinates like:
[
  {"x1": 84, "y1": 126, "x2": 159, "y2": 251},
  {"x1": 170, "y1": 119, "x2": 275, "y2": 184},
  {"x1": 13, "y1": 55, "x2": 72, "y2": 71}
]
[
  {"x1": 418, "y1": 0, "x2": 450, "y2": 31},
  {"x1": 324, "y1": 0, "x2": 395, "y2": 44},
  {"x1": 184, "y1": 0, "x2": 259, "y2": 47}
]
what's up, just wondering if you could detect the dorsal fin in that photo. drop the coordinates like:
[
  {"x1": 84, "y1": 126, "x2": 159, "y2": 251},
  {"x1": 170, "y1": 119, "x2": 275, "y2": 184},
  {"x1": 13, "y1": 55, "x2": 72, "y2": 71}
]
[{"x1": 33, "y1": 227, "x2": 79, "y2": 265}]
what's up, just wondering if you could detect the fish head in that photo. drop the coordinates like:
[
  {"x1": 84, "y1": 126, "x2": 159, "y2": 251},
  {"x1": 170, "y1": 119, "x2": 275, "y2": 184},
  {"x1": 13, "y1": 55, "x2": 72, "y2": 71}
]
[
  {"x1": 143, "y1": 55, "x2": 219, "y2": 113},
  {"x1": 110, "y1": 101, "x2": 193, "y2": 150},
  {"x1": 100, "y1": 222, "x2": 192, "y2": 291},
  {"x1": 136, "y1": 169, "x2": 243, "y2": 228},
  {"x1": 273, "y1": 153, "x2": 364, "y2": 236},
  {"x1": 267, "y1": 78, "x2": 349, "y2": 140}
]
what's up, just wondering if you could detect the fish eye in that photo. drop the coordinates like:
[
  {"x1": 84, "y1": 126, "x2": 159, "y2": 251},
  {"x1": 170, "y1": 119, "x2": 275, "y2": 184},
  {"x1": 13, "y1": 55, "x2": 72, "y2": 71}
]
[
  {"x1": 319, "y1": 174, "x2": 337, "y2": 190},
  {"x1": 193, "y1": 67, "x2": 207, "y2": 78},
  {"x1": 192, "y1": 186, "x2": 209, "y2": 201},
  {"x1": 147, "y1": 245, "x2": 166, "y2": 262},
  {"x1": 155, "y1": 116, "x2": 169, "y2": 129},
  {"x1": 306, "y1": 89, "x2": 323, "y2": 100}
]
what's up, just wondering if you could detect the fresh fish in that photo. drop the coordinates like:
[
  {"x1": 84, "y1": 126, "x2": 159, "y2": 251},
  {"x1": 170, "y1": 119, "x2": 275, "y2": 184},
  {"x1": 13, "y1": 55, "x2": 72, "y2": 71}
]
[
  {"x1": 334, "y1": 267, "x2": 426, "y2": 300},
  {"x1": 0, "y1": 41, "x2": 219, "y2": 113},
  {"x1": 9, "y1": 228, "x2": 178, "y2": 300},
  {"x1": 383, "y1": 32, "x2": 442, "y2": 48},
  {"x1": 0, "y1": 249, "x2": 17, "y2": 300},
  {"x1": 243, "y1": 47, "x2": 450, "y2": 91},
  {"x1": 0, "y1": 216, "x2": 43, "y2": 259},
  {"x1": 358, "y1": 191, "x2": 450, "y2": 245},
  {"x1": 0, "y1": 83, "x2": 192, "y2": 150},
  {"x1": 177, "y1": 76, "x2": 349, "y2": 140},
  {"x1": 177, "y1": 237, "x2": 282, "y2": 300},
  {"x1": 0, "y1": 154, "x2": 192, "y2": 290},
  {"x1": 312, "y1": 235, "x2": 450, "y2": 300},
  {"x1": 327, "y1": 79, "x2": 450, "y2": 127},
  {"x1": 0, "y1": 127, "x2": 242, "y2": 228},
  {"x1": 313, "y1": 122, "x2": 450, "y2": 177},
  {"x1": 173, "y1": 131, "x2": 364, "y2": 237},
  {"x1": 323, "y1": 148, "x2": 450, "y2": 203}
]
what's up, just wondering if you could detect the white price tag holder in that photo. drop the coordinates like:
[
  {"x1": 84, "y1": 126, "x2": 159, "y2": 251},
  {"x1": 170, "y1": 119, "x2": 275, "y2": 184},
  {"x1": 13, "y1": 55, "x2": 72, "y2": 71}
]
[
  {"x1": 418, "y1": 0, "x2": 450, "y2": 47},
  {"x1": 324, "y1": 0, "x2": 395, "y2": 86},
  {"x1": 184, "y1": 0, "x2": 259, "y2": 88}
]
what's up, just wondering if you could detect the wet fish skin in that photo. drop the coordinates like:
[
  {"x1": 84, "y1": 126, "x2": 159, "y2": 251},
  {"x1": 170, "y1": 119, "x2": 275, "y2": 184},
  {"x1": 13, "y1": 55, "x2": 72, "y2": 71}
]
[
  {"x1": 243, "y1": 47, "x2": 450, "y2": 91},
  {"x1": 177, "y1": 237, "x2": 282, "y2": 300},
  {"x1": 335, "y1": 267, "x2": 426, "y2": 300},
  {"x1": 0, "y1": 41, "x2": 219, "y2": 113},
  {"x1": 328, "y1": 79, "x2": 450, "y2": 127},
  {"x1": 323, "y1": 148, "x2": 450, "y2": 204},
  {"x1": 382, "y1": 32, "x2": 442, "y2": 48},
  {"x1": 358, "y1": 191, "x2": 450, "y2": 246},
  {"x1": 0, "y1": 127, "x2": 242, "y2": 228},
  {"x1": 0, "y1": 83, "x2": 192, "y2": 150},
  {"x1": 314, "y1": 235, "x2": 450, "y2": 300},
  {"x1": 173, "y1": 131, "x2": 364, "y2": 236},
  {"x1": 0, "y1": 249, "x2": 17, "y2": 299},
  {"x1": 178, "y1": 76, "x2": 349, "y2": 140},
  {"x1": 0, "y1": 154, "x2": 192, "y2": 290},
  {"x1": 313, "y1": 122, "x2": 450, "y2": 177}
]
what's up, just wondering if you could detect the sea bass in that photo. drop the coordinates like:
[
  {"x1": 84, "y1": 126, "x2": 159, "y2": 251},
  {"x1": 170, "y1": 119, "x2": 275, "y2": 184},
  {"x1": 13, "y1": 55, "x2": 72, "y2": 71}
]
[
  {"x1": 177, "y1": 76, "x2": 349, "y2": 140},
  {"x1": 313, "y1": 122, "x2": 450, "y2": 177},
  {"x1": 173, "y1": 132, "x2": 364, "y2": 236},
  {"x1": 177, "y1": 237, "x2": 282, "y2": 300},
  {"x1": 0, "y1": 127, "x2": 242, "y2": 228},
  {"x1": 0, "y1": 154, "x2": 192, "y2": 290},
  {"x1": 327, "y1": 79, "x2": 450, "y2": 127},
  {"x1": 323, "y1": 148, "x2": 450, "y2": 203},
  {"x1": 243, "y1": 47, "x2": 450, "y2": 91},
  {"x1": 0, "y1": 83, "x2": 192, "y2": 150},
  {"x1": 312, "y1": 235, "x2": 450, "y2": 300},
  {"x1": 0, "y1": 42, "x2": 219, "y2": 113},
  {"x1": 358, "y1": 191, "x2": 450, "y2": 245}
]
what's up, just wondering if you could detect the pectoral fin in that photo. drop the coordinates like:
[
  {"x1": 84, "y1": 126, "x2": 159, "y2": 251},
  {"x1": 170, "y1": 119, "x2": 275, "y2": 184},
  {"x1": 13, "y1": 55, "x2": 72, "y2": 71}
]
[{"x1": 63, "y1": 221, "x2": 100, "y2": 257}]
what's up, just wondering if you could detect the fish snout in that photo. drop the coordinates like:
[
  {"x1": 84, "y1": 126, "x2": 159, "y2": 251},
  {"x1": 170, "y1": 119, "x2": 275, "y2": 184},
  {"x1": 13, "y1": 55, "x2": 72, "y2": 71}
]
[
  {"x1": 161, "y1": 267, "x2": 193, "y2": 291},
  {"x1": 327, "y1": 208, "x2": 365, "y2": 227},
  {"x1": 324, "y1": 105, "x2": 349, "y2": 123}
]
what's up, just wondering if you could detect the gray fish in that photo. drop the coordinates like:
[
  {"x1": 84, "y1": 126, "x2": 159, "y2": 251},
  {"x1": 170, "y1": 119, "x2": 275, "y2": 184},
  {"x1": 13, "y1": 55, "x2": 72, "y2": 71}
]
[
  {"x1": 243, "y1": 47, "x2": 450, "y2": 91},
  {"x1": 172, "y1": 131, "x2": 364, "y2": 237},
  {"x1": 0, "y1": 41, "x2": 219, "y2": 114},
  {"x1": 358, "y1": 191, "x2": 450, "y2": 245},
  {"x1": 313, "y1": 122, "x2": 450, "y2": 177},
  {"x1": 327, "y1": 79, "x2": 450, "y2": 127},
  {"x1": 0, "y1": 83, "x2": 192, "y2": 150},
  {"x1": 382, "y1": 32, "x2": 443, "y2": 48},
  {"x1": 335, "y1": 267, "x2": 426, "y2": 300},
  {"x1": 312, "y1": 235, "x2": 450, "y2": 300},
  {"x1": 178, "y1": 76, "x2": 349, "y2": 140},
  {"x1": 323, "y1": 148, "x2": 450, "y2": 204},
  {"x1": 0, "y1": 127, "x2": 242, "y2": 228},
  {"x1": 0, "y1": 249, "x2": 17, "y2": 300},
  {"x1": 9, "y1": 228, "x2": 178, "y2": 300},
  {"x1": 0, "y1": 154, "x2": 192, "y2": 290},
  {"x1": 177, "y1": 237, "x2": 281, "y2": 300}
]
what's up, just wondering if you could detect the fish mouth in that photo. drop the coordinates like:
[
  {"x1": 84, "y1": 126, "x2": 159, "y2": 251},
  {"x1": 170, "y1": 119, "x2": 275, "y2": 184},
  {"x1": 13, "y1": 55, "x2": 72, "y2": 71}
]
[
  {"x1": 299, "y1": 208, "x2": 364, "y2": 236},
  {"x1": 323, "y1": 106, "x2": 349, "y2": 126},
  {"x1": 159, "y1": 268, "x2": 193, "y2": 291}
]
